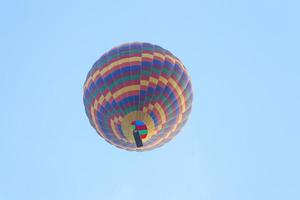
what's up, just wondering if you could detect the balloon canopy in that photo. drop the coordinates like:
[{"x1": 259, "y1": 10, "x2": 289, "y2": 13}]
[{"x1": 83, "y1": 42, "x2": 193, "y2": 151}]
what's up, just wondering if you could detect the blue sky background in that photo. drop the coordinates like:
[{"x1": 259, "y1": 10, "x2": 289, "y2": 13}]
[{"x1": 1, "y1": 0, "x2": 299, "y2": 199}]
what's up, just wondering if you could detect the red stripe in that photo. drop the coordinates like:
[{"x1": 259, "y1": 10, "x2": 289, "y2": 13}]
[
  {"x1": 141, "y1": 134, "x2": 147, "y2": 139},
  {"x1": 136, "y1": 125, "x2": 147, "y2": 130}
]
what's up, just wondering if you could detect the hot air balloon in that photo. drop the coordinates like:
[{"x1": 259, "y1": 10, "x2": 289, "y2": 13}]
[{"x1": 83, "y1": 42, "x2": 193, "y2": 151}]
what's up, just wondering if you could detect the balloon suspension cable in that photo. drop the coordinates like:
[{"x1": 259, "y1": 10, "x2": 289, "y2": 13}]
[{"x1": 133, "y1": 129, "x2": 143, "y2": 148}]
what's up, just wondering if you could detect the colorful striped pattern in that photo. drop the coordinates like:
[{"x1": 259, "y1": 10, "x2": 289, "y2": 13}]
[
  {"x1": 83, "y1": 42, "x2": 193, "y2": 151},
  {"x1": 131, "y1": 120, "x2": 148, "y2": 139}
]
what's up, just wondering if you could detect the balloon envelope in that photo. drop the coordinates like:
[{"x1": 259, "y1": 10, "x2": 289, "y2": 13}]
[{"x1": 83, "y1": 42, "x2": 193, "y2": 151}]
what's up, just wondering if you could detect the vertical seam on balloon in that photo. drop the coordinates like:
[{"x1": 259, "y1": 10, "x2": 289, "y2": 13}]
[
  {"x1": 140, "y1": 43, "x2": 155, "y2": 125},
  {"x1": 143, "y1": 47, "x2": 166, "y2": 131},
  {"x1": 154, "y1": 54, "x2": 177, "y2": 134},
  {"x1": 147, "y1": 48, "x2": 168, "y2": 132}
]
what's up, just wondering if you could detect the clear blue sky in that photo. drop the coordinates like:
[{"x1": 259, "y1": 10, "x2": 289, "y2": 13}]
[{"x1": 0, "y1": 0, "x2": 299, "y2": 199}]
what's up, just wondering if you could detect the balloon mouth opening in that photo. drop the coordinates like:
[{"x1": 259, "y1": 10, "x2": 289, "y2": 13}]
[{"x1": 131, "y1": 120, "x2": 148, "y2": 139}]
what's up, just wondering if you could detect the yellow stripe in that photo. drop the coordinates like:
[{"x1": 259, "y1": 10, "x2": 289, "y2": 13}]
[
  {"x1": 110, "y1": 119, "x2": 121, "y2": 140},
  {"x1": 154, "y1": 103, "x2": 166, "y2": 124},
  {"x1": 142, "y1": 53, "x2": 153, "y2": 59},
  {"x1": 112, "y1": 85, "x2": 140, "y2": 99},
  {"x1": 143, "y1": 107, "x2": 148, "y2": 112},
  {"x1": 165, "y1": 54, "x2": 186, "y2": 71},
  {"x1": 158, "y1": 76, "x2": 168, "y2": 85},
  {"x1": 90, "y1": 106, "x2": 100, "y2": 135},
  {"x1": 101, "y1": 57, "x2": 141, "y2": 76},
  {"x1": 92, "y1": 95, "x2": 104, "y2": 110},
  {"x1": 99, "y1": 95, "x2": 105, "y2": 105},
  {"x1": 165, "y1": 54, "x2": 176, "y2": 63},
  {"x1": 141, "y1": 80, "x2": 149, "y2": 86},
  {"x1": 169, "y1": 78, "x2": 186, "y2": 112},
  {"x1": 92, "y1": 70, "x2": 100, "y2": 81},
  {"x1": 104, "y1": 92, "x2": 112, "y2": 102},
  {"x1": 171, "y1": 114, "x2": 182, "y2": 132},
  {"x1": 149, "y1": 77, "x2": 158, "y2": 85},
  {"x1": 154, "y1": 52, "x2": 165, "y2": 60}
]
